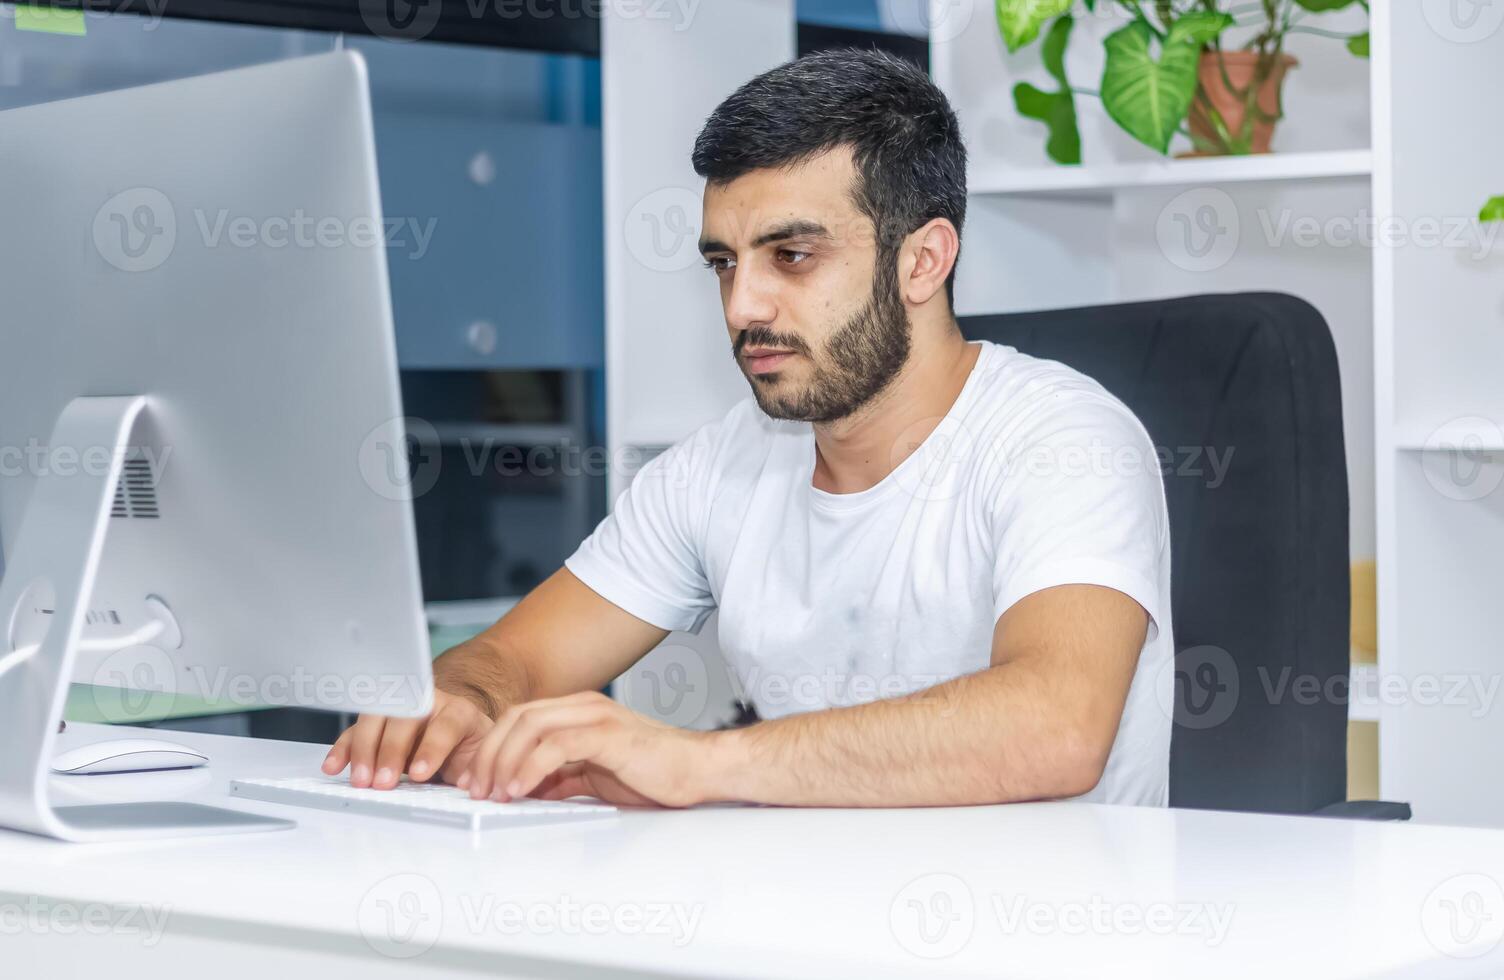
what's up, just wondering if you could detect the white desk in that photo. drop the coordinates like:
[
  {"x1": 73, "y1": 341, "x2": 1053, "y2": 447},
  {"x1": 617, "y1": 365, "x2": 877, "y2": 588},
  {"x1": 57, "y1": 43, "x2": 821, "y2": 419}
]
[{"x1": 5, "y1": 723, "x2": 1504, "y2": 979}]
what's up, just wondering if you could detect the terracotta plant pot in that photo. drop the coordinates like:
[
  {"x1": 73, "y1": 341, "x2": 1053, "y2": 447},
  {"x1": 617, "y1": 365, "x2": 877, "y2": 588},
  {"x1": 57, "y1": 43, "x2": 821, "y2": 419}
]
[{"x1": 1183, "y1": 50, "x2": 1298, "y2": 156}]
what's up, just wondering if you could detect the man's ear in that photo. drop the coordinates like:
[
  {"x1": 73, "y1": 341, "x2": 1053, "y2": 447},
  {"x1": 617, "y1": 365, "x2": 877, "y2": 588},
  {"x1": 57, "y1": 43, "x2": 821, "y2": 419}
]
[{"x1": 898, "y1": 218, "x2": 960, "y2": 306}]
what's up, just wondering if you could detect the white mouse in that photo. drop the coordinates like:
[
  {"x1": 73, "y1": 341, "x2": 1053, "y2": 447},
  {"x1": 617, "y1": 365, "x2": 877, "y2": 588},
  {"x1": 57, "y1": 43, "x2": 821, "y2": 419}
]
[{"x1": 51, "y1": 738, "x2": 209, "y2": 775}]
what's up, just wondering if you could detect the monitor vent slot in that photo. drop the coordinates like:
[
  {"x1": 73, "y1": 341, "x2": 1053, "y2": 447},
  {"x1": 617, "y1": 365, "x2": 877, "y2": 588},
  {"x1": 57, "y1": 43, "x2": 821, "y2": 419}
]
[{"x1": 111, "y1": 456, "x2": 160, "y2": 519}]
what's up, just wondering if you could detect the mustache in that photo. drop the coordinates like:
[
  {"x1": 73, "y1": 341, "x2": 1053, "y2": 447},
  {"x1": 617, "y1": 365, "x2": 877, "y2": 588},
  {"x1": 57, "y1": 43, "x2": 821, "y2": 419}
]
[{"x1": 734, "y1": 328, "x2": 812, "y2": 357}]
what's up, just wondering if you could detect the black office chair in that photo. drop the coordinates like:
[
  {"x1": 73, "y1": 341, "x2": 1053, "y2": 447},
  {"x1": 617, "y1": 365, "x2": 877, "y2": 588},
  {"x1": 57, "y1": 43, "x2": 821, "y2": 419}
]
[{"x1": 961, "y1": 293, "x2": 1408, "y2": 819}]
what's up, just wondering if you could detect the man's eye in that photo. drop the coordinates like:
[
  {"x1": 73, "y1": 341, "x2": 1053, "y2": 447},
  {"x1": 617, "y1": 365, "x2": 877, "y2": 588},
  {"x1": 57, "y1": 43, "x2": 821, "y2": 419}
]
[
  {"x1": 776, "y1": 249, "x2": 810, "y2": 265},
  {"x1": 704, "y1": 256, "x2": 736, "y2": 274}
]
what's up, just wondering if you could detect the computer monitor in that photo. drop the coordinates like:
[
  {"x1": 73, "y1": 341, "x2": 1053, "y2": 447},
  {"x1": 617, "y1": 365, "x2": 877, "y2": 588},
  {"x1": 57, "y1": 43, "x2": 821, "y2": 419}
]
[{"x1": 0, "y1": 51, "x2": 432, "y2": 840}]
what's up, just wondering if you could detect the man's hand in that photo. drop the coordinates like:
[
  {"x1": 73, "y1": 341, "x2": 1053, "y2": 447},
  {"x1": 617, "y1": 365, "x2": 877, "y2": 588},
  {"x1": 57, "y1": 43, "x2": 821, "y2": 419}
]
[
  {"x1": 461, "y1": 691, "x2": 717, "y2": 808},
  {"x1": 322, "y1": 688, "x2": 494, "y2": 789}
]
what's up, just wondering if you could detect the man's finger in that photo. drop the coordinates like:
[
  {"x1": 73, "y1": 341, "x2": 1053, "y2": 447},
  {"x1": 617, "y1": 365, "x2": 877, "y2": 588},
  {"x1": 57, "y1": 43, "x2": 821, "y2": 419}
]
[
  {"x1": 491, "y1": 703, "x2": 611, "y2": 800},
  {"x1": 372, "y1": 717, "x2": 426, "y2": 789},
  {"x1": 409, "y1": 706, "x2": 472, "y2": 783},
  {"x1": 532, "y1": 763, "x2": 592, "y2": 800},
  {"x1": 322, "y1": 726, "x2": 354, "y2": 775},
  {"x1": 464, "y1": 722, "x2": 512, "y2": 800},
  {"x1": 509, "y1": 729, "x2": 600, "y2": 801},
  {"x1": 344, "y1": 714, "x2": 388, "y2": 787}
]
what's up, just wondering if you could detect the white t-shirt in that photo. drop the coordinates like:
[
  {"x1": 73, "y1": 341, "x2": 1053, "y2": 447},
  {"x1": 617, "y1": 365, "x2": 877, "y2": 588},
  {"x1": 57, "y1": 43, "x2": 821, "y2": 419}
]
[{"x1": 567, "y1": 340, "x2": 1173, "y2": 806}]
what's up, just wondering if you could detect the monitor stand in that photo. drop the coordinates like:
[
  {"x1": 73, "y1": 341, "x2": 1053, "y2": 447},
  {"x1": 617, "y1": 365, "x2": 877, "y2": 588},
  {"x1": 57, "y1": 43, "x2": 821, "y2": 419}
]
[{"x1": 0, "y1": 396, "x2": 293, "y2": 841}]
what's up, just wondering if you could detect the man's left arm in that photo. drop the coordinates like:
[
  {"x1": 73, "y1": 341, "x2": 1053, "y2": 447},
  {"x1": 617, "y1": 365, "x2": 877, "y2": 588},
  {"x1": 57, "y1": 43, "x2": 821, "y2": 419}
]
[{"x1": 460, "y1": 582, "x2": 1146, "y2": 807}]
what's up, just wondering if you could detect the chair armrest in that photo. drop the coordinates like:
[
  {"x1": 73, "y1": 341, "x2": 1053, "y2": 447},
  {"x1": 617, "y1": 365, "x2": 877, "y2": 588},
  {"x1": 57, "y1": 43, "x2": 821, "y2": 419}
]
[{"x1": 1311, "y1": 800, "x2": 1413, "y2": 821}]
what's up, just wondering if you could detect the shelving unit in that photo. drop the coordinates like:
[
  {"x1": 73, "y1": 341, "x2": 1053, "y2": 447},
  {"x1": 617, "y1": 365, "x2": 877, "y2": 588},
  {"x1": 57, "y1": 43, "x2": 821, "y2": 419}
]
[
  {"x1": 970, "y1": 149, "x2": 1373, "y2": 199},
  {"x1": 933, "y1": 2, "x2": 1504, "y2": 826}
]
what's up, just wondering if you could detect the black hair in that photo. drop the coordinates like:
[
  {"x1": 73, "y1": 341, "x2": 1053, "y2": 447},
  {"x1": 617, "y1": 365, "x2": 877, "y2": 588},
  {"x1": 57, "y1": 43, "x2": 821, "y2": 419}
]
[{"x1": 691, "y1": 47, "x2": 967, "y2": 306}]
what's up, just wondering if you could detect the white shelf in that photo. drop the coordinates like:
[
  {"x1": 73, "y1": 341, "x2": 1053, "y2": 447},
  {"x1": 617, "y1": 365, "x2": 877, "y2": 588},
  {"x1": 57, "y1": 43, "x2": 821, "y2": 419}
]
[
  {"x1": 1393, "y1": 419, "x2": 1504, "y2": 452},
  {"x1": 968, "y1": 149, "x2": 1373, "y2": 199}
]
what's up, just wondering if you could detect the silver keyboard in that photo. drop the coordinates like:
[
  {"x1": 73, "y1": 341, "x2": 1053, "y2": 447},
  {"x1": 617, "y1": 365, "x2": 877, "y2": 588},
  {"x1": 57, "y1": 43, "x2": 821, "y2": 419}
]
[{"x1": 230, "y1": 775, "x2": 618, "y2": 831}]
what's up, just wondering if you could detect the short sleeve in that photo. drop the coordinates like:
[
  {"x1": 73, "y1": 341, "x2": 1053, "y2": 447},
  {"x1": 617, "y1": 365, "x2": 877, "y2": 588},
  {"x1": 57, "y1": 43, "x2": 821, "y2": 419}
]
[
  {"x1": 990, "y1": 392, "x2": 1168, "y2": 639},
  {"x1": 564, "y1": 425, "x2": 718, "y2": 633}
]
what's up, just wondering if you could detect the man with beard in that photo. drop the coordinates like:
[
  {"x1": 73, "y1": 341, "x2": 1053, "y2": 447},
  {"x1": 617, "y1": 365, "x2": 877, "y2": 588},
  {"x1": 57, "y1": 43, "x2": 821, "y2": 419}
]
[{"x1": 324, "y1": 48, "x2": 1174, "y2": 809}]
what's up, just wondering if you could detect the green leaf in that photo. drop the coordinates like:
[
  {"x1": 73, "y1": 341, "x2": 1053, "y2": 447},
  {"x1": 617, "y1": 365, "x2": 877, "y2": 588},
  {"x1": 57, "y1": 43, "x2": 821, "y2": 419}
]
[
  {"x1": 1167, "y1": 11, "x2": 1234, "y2": 45},
  {"x1": 1101, "y1": 19, "x2": 1201, "y2": 155},
  {"x1": 1481, "y1": 197, "x2": 1504, "y2": 223},
  {"x1": 1346, "y1": 31, "x2": 1369, "y2": 57},
  {"x1": 1293, "y1": 0, "x2": 1358, "y2": 10},
  {"x1": 1014, "y1": 83, "x2": 1082, "y2": 164},
  {"x1": 996, "y1": 0, "x2": 1073, "y2": 52},
  {"x1": 1013, "y1": 15, "x2": 1081, "y2": 165},
  {"x1": 1040, "y1": 9, "x2": 1072, "y2": 83}
]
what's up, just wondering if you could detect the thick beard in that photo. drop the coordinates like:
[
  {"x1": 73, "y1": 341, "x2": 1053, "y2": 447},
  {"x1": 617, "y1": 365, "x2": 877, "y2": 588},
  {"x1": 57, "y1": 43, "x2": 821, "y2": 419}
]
[{"x1": 742, "y1": 258, "x2": 910, "y2": 424}]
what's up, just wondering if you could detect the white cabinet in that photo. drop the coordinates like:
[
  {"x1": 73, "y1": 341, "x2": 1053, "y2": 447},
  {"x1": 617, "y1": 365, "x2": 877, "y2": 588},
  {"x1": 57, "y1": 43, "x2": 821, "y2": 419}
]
[{"x1": 600, "y1": 0, "x2": 795, "y2": 726}]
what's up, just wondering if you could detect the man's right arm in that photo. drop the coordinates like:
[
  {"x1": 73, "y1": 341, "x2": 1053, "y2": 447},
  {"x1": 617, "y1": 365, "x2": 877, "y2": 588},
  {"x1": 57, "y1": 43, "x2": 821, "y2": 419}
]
[{"x1": 321, "y1": 567, "x2": 670, "y2": 789}]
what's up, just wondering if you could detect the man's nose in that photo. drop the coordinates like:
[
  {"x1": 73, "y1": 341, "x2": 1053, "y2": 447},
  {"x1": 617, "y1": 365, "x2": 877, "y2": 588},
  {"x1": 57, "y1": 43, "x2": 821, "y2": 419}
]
[{"x1": 723, "y1": 265, "x2": 777, "y2": 332}]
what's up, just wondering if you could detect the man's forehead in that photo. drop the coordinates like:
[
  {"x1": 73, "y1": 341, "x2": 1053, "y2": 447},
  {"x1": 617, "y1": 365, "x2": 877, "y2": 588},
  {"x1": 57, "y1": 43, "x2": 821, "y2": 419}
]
[{"x1": 699, "y1": 146, "x2": 866, "y2": 246}]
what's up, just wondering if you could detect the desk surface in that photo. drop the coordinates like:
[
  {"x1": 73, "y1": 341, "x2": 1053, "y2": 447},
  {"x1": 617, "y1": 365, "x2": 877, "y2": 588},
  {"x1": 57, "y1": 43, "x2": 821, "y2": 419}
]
[{"x1": 5, "y1": 724, "x2": 1504, "y2": 979}]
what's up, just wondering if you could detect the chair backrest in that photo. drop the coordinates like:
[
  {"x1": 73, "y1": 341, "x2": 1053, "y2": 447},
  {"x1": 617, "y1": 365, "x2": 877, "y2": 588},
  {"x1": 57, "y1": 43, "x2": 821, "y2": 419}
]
[{"x1": 960, "y1": 293, "x2": 1349, "y2": 813}]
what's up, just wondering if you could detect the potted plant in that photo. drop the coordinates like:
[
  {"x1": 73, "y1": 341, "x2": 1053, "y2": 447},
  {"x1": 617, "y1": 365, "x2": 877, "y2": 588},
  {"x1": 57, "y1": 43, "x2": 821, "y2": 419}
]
[{"x1": 998, "y1": 0, "x2": 1370, "y2": 161}]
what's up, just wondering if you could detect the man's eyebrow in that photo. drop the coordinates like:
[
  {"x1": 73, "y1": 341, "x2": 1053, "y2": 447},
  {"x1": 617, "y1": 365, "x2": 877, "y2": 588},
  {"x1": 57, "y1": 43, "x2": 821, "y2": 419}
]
[
  {"x1": 752, "y1": 220, "x2": 832, "y2": 249},
  {"x1": 698, "y1": 220, "x2": 835, "y2": 257}
]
